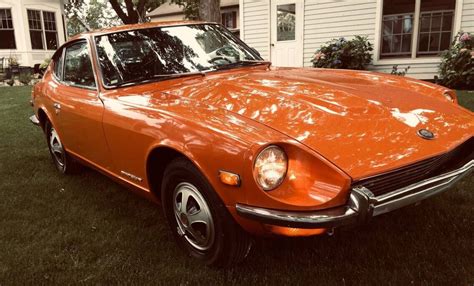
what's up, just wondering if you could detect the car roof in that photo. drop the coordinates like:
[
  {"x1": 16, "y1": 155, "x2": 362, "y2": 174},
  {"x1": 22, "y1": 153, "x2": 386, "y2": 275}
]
[{"x1": 69, "y1": 20, "x2": 213, "y2": 41}]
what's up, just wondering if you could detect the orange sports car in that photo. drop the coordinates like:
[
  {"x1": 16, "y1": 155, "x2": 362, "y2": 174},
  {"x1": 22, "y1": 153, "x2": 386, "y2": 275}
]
[{"x1": 30, "y1": 21, "x2": 474, "y2": 267}]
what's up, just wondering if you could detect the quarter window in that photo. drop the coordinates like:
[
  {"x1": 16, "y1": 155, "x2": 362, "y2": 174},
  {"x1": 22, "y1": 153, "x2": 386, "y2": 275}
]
[
  {"x1": 0, "y1": 9, "x2": 16, "y2": 49},
  {"x1": 52, "y1": 48, "x2": 63, "y2": 80},
  {"x1": 63, "y1": 41, "x2": 96, "y2": 88}
]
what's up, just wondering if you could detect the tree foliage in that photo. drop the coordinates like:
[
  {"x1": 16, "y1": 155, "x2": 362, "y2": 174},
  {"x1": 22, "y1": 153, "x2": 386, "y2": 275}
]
[
  {"x1": 109, "y1": 0, "x2": 164, "y2": 24},
  {"x1": 169, "y1": 0, "x2": 220, "y2": 21},
  {"x1": 170, "y1": 0, "x2": 199, "y2": 20},
  {"x1": 65, "y1": 0, "x2": 120, "y2": 35},
  {"x1": 65, "y1": 0, "x2": 221, "y2": 35}
]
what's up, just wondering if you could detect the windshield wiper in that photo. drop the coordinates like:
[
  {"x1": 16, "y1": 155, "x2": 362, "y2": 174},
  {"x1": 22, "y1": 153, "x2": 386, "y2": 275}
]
[
  {"x1": 213, "y1": 60, "x2": 271, "y2": 71},
  {"x1": 112, "y1": 71, "x2": 205, "y2": 88}
]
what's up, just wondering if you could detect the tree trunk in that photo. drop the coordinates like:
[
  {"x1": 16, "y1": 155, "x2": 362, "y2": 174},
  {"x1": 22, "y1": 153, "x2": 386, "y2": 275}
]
[
  {"x1": 199, "y1": 0, "x2": 221, "y2": 23},
  {"x1": 109, "y1": 0, "x2": 141, "y2": 24}
]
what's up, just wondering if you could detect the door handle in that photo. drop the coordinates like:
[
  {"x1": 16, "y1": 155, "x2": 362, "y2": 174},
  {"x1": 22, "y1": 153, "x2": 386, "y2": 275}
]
[{"x1": 53, "y1": 102, "x2": 61, "y2": 114}]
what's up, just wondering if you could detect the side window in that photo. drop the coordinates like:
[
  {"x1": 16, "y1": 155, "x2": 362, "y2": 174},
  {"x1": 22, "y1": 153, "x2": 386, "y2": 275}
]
[
  {"x1": 63, "y1": 41, "x2": 96, "y2": 88},
  {"x1": 52, "y1": 48, "x2": 63, "y2": 80}
]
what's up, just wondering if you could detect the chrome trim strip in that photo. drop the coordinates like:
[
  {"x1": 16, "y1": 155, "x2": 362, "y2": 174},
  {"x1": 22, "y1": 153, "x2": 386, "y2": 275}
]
[
  {"x1": 372, "y1": 159, "x2": 473, "y2": 216},
  {"x1": 235, "y1": 160, "x2": 473, "y2": 229},
  {"x1": 120, "y1": 170, "x2": 143, "y2": 182},
  {"x1": 29, "y1": 115, "x2": 40, "y2": 126},
  {"x1": 236, "y1": 203, "x2": 359, "y2": 229}
]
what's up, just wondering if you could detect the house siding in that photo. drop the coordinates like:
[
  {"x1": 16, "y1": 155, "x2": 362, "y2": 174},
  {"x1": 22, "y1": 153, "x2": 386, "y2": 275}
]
[
  {"x1": 241, "y1": 0, "x2": 473, "y2": 80},
  {"x1": 461, "y1": 0, "x2": 474, "y2": 31},
  {"x1": 241, "y1": 0, "x2": 270, "y2": 60},
  {"x1": 303, "y1": 0, "x2": 377, "y2": 67}
]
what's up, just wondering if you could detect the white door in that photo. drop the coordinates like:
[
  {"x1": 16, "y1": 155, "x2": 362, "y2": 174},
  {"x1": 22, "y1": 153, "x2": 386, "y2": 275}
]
[{"x1": 270, "y1": 0, "x2": 304, "y2": 67}]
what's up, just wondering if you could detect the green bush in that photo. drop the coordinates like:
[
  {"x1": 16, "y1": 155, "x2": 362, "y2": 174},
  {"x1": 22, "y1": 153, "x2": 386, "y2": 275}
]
[
  {"x1": 40, "y1": 58, "x2": 51, "y2": 70},
  {"x1": 438, "y1": 32, "x2": 474, "y2": 89},
  {"x1": 311, "y1": 36, "x2": 373, "y2": 70},
  {"x1": 19, "y1": 71, "x2": 32, "y2": 85}
]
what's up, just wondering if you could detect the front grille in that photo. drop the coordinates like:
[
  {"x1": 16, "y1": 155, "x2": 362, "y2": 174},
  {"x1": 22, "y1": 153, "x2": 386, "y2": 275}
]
[{"x1": 353, "y1": 137, "x2": 474, "y2": 196}]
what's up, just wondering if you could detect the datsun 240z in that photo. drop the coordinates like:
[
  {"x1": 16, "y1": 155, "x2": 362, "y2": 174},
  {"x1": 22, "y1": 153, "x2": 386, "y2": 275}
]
[{"x1": 30, "y1": 21, "x2": 474, "y2": 267}]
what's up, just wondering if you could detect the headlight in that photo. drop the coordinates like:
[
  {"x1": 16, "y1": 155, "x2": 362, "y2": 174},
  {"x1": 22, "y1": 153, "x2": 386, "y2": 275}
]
[{"x1": 253, "y1": 145, "x2": 288, "y2": 191}]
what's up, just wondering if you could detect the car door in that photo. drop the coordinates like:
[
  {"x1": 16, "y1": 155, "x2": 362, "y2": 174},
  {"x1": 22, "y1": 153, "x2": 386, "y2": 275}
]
[{"x1": 49, "y1": 39, "x2": 113, "y2": 171}]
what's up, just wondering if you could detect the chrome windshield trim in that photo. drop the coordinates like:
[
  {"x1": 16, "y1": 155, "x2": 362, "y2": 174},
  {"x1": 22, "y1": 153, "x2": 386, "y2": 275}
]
[{"x1": 235, "y1": 160, "x2": 473, "y2": 229}]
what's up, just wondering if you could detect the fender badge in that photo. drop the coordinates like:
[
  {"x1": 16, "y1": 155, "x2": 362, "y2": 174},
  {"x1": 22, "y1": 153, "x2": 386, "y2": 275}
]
[{"x1": 417, "y1": 129, "x2": 435, "y2": 140}]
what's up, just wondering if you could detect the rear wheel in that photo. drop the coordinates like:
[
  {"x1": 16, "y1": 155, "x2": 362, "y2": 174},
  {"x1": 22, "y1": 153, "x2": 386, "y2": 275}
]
[
  {"x1": 161, "y1": 157, "x2": 253, "y2": 267},
  {"x1": 45, "y1": 120, "x2": 81, "y2": 174}
]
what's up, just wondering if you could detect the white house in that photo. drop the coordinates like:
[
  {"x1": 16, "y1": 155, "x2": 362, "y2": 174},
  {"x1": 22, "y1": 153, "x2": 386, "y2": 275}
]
[
  {"x1": 240, "y1": 0, "x2": 474, "y2": 79},
  {"x1": 0, "y1": 0, "x2": 67, "y2": 68},
  {"x1": 148, "y1": 0, "x2": 241, "y2": 35}
]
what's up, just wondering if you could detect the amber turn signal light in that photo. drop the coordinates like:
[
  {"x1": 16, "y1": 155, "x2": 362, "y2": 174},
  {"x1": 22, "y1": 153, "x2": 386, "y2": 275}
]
[
  {"x1": 264, "y1": 225, "x2": 326, "y2": 237},
  {"x1": 219, "y1": 170, "x2": 241, "y2": 186}
]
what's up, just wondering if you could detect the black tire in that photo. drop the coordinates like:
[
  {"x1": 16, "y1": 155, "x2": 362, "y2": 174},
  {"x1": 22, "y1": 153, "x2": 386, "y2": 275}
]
[
  {"x1": 161, "y1": 157, "x2": 253, "y2": 267},
  {"x1": 44, "y1": 120, "x2": 81, "y2": 174}
]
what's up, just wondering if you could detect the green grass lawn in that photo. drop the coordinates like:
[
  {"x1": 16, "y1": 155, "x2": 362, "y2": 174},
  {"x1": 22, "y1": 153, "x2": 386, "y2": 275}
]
[
  {"x1": 1, "y1": 86, "x2": 473, "y2": 285},
  {"x1": 457, "y1": 90, "x2": 474, "y2": 110}
]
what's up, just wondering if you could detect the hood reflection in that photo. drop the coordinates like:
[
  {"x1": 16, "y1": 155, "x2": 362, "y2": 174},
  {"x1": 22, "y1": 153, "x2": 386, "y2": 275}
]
[{"x1": 109, "y1": 67, "x2": 474, "y2": 179}]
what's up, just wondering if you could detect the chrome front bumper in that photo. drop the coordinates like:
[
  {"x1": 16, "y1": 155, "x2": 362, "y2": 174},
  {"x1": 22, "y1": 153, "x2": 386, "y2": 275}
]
[{"x1": 236, "y1": 160, "x2": 473, "y2": 229}]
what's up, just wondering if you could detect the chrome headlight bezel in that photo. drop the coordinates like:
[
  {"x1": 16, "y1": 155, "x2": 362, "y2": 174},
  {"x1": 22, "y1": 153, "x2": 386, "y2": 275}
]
[{"x1": 253, "y1": 145, "x2": 288, "y2": 191}]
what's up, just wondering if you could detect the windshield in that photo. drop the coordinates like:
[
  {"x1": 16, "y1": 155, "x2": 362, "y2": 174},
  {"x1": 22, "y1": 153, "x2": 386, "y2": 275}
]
[{"x1": 95, "y1": 24, "x2": 263, "y2": 87}]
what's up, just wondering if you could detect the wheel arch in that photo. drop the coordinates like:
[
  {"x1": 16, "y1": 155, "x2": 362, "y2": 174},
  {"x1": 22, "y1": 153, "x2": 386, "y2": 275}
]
[
  {"x1": 146, "y1": 145, "x2": 200, "y2": 200},
  {"x1": 37, "y1": 107, "x2": 48, "y2": 131}
]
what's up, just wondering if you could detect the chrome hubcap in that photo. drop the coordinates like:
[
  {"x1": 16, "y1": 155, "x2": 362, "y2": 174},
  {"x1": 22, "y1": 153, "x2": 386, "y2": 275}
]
[
  {"x1": 173, "y1": 182, "x2": 215, "y2": 251},
  {"x1": 49, "y1": 128, "x2": 65, "y2": 167}
]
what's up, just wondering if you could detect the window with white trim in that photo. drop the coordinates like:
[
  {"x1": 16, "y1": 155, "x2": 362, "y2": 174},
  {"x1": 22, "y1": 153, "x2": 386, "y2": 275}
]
[
  {"x1": 0, "y1": 9, "x2": 15, "y2": 49},
  {"x1": 221, "y1": 11, "x2": 237, "y2": 29},
  {"x1": 43, "y1": 11, "x2": 58, "y2": 50},
  {"x1": 380, "y1": 0, "x2": 455, "y2": 59},
  {"x1": 28, "y1": 10, "x2": 44, "y2": 49},
  {"x1": 27, "y1": 9, "x2": 58, "y2": 50}
]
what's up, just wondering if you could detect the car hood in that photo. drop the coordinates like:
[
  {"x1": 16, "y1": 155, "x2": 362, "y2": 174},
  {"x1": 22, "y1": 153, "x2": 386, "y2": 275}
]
[{"x1": 127, "y1": 67, "x2": 474, "y2": 179}]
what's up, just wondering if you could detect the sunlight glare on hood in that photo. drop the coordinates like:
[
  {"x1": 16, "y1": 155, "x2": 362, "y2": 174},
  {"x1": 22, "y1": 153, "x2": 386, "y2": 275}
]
[{"x1": 390, "y1": 108, "x2": 435, "y2": 128}]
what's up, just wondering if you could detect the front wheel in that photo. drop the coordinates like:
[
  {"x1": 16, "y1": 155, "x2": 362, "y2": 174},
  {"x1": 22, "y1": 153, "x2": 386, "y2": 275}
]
[
  {"x1": 161, "y1": 158, "x2": 253, "y2": 267},
  {"x1": 45, "y1": 120, "x2": 81, "y2": 174}
]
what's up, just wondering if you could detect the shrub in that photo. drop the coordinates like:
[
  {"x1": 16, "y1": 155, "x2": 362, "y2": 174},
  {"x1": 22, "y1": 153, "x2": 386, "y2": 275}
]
[
  {"x1": 391, "y1": 65, "x2": 410, "y2": 76},
  {"x1": 8, "y1": 56, "x2": 19, "y2": 66},
  {"x1": 19, "y1": 71, "x2": 32, "y2": 85},
  {"x1": 438, "y1": 32, "x2": 474, "y2": 89},
  {"x1": 40, "y1": 58, "x2": 51, "y2": 70},
  {"x1": 311, "y1": 36, "x2": 373, "y2": 70}
]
